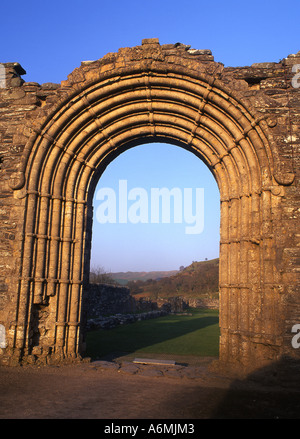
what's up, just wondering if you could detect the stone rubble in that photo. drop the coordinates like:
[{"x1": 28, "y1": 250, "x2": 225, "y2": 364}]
[{"x1": 86, "y1": 309, "x2": 169, "y2": 331}]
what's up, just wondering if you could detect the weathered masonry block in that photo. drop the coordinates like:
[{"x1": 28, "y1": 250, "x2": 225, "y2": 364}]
[{"x1": 0, "y1": 39, "x2": 299, "y2": 374}]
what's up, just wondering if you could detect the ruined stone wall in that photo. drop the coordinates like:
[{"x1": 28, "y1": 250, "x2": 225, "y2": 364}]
[
  {"x1": 84, "y1": 285, "x2": 196, "y2": 318},
  {"x1": 184, "y1": 296, "x2": 219, "y2": 310},
  {"x1": 84, "y1": 283, "x2": 136, "y2": 317},
  {"x1": 0, "y1": 66, "x2": 63, "y2": 347},
  {"x1": 0, "y1": 40, "x2": 299, "y2": 370}
]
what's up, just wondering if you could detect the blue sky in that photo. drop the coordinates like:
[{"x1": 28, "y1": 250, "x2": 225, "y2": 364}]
[
  {"x1": 92, "y1": 143, "x2": 220, "y2": 272},
  {"x1": 1, "y1": 0, "x2": 299, "y2": 272}
]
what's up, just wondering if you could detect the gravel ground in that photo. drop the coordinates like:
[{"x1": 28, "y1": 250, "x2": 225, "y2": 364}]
[{"x1": 1, "y1": 358, "x2": 300, "y2": 420}]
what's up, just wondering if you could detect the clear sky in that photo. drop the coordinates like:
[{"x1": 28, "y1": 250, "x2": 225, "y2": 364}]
[
  {"x1": 91, "y1": 143, "x2": 220, "y2": 272},
  {"x1": 1, "y1": 0, "x2": 299, "y2": 272}
]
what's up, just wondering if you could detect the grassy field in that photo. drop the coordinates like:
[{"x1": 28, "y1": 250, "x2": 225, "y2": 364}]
[{"x1": 86, "y1": 309, "x2": 219, "y2": 363}]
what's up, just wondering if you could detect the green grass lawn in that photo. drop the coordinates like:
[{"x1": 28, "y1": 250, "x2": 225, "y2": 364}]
[{"x1": 85, "y1": 309, "x2": 219, "y2": 362}]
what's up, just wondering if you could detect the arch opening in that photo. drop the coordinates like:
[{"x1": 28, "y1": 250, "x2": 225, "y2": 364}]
[{"x1": 84, "y1": 142, "x2": 220, "y2": 363}]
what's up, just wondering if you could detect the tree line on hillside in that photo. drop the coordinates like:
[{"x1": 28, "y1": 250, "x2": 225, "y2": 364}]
[{"x1": 127, "y1": 259, "x2": 219, "y2": 299}]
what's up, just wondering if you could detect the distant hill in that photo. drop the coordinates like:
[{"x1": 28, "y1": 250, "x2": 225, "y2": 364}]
[
  {"x1": 111, "y1": 270, "x2": 178, "y2": 285},
  {"x1": 125, "y1": 258, "x2": 219, "y2": 299}
]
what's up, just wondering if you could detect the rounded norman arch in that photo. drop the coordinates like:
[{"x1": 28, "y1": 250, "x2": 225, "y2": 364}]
[{"x1": 8, "y1": 40, "x2": 290, "y2": 372}]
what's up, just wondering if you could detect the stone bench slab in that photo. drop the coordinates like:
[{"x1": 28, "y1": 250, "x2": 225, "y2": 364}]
[{"x1": 133, "y1": 358, "x2": 176, "y2": 366}]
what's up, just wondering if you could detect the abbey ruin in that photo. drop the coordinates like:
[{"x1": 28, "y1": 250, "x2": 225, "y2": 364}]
[{"x1": 0, "y1": 39, "x2": 299, "y2": 373}]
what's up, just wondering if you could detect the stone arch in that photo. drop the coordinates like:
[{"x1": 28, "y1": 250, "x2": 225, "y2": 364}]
[{"x1": 6, "y1": 40, "x2": 292, "y2": 370}]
